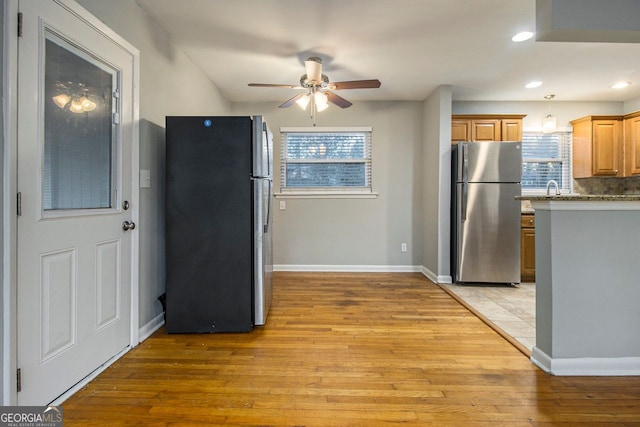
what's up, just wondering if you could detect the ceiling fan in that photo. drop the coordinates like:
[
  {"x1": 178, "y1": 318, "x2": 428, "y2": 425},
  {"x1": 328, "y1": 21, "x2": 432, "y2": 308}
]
[{"x1": 248, "y1": 57, "x2": 381, "y2": 113}]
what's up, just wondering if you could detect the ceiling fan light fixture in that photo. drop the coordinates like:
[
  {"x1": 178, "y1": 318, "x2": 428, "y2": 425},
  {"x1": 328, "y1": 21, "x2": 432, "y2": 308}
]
[
  {"x1": 69, "y1": 99, "x2": 85, "y2": 114},
  {"x1": 315, "y1": 93, "x2": 329, "y2": 112},
  {"x1": 52, "y1": 93, "x2": 71, "y2": 109},
  {"x1": 79, "y1": 96, "x2": 97, "y2": 112},
  {"x1": 304, "y1": 57, "x2": 323, "y2": 84},
  {"x1": 296, "y1": 94, "x2": 310, "y2": 110}
]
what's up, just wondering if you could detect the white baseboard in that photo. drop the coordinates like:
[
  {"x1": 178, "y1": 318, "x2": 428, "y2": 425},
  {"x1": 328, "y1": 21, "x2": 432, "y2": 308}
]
[
  {"x1": 138, "y1": 312, "x2": 165, "y2": 343},
  {"x1": 274, "y1": 264, "x2": 422, "y2": 273},
  {"x1": 273, "y1": 264, "x2": 453, "y2": 284},
  {"x1": 420, "y1": 266, "x2": 452, "y2": 284},
  {"x1": 531, "y1": 346, "x2": 640, "y2": 376}
]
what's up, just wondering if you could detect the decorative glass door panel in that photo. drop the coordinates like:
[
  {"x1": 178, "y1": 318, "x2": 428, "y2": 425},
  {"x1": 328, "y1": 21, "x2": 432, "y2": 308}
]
[{"x1": 43, "y1": 31, "x2": 118, "y2": 211}]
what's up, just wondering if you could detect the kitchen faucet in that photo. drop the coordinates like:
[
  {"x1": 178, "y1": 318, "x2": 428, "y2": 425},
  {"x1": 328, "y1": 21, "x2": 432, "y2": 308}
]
[{"x1": 546, "y1": 179, "x2": 560, "y2": 196}]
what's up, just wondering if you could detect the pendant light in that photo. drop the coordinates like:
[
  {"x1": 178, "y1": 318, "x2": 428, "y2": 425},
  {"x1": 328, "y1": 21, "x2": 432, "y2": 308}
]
[{"x1": 542, "y1": 94, "x2": 557, "y2": 133}]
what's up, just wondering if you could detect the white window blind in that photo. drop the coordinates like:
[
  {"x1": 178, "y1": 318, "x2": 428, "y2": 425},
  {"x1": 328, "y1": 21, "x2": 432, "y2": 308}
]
[
  {"x1": 521, "y1": 132, "x2": 572, "y2": 193},
  {"x1": 280, "y1": 127, "x2": 372, "y2": 193}
]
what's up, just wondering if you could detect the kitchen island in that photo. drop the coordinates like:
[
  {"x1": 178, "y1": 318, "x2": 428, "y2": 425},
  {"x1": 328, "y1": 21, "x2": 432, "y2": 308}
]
[{"x1": 517, "y1": 195, "x2": 640, "y2": 375}]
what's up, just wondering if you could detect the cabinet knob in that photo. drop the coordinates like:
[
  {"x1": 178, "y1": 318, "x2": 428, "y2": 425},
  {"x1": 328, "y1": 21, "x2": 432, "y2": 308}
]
[{"x1": 529, "y1": 219, "x2": 534, "y2": 224}]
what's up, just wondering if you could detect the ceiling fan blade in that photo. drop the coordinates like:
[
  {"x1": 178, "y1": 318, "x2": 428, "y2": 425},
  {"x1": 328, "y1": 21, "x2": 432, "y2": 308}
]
[
  {"x1": 329, "y1": 79, "x2": 382, "y2": 90},
  {"x1": 304, "y1": 57, "x2": 323, "y2": 84},
  {"x1": 279, "y1": 93, "x2": 307, "y2": 108},
  {"x1": 248, "y1": 83, "x2": 301, "y2": 89},
  {"x1": 326, "y1": 91, "x2": 352, "y2": 109}
]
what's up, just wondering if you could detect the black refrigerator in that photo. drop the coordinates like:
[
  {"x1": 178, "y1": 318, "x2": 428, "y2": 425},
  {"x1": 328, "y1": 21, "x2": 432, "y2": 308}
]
[{"x1": 165, "y1": 116, "x2": 273, "y2": 333}]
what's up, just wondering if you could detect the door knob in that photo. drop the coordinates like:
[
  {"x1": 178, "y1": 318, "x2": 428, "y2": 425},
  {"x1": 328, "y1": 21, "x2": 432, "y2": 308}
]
[{"x1": 122, "y1": 220, "x2": 136, "y2": 231}]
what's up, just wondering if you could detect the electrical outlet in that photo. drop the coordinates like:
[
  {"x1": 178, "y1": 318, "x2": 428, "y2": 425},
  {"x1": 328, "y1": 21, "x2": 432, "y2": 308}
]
[
  {"x1": 401, "y1": 243, "x2": 407, "y2": 252},
  {"x1": 279, "y1": 200, "x2": 286, "y2": 210}
]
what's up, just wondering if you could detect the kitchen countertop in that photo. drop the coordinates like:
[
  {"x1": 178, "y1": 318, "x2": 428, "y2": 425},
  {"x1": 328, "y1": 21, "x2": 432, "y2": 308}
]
[{"x1": 517, "y1": 195, "x2": 640, "y2": 202}]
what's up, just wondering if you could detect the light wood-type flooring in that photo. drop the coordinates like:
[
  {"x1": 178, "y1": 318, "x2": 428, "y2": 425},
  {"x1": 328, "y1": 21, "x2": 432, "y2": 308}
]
[{"x1": 62, "y1": 272, "x2": 640, "y2": 426}]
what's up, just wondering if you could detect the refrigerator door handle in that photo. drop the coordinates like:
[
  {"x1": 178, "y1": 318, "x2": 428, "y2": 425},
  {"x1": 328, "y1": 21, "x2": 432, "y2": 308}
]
[
  {"x1": 263, "y1": 123, "x2": 272, "y2": 177},
  {"x1": 461, "y1": 182, "x2": 468, "y2": 222},
  {"x1": 264, "y1": 181, "x2": 272, "y2": 234},
  {"x1": 461, "y1": 142, "x2": 468, "y2": 184}
]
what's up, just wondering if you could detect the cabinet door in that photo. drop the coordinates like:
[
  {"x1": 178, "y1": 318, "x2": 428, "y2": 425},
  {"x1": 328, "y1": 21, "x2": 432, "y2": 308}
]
[
  {"x1": 471, "y1": 119, "x2": 501, "y2": 141},
  {"x1": 571, "y1": 119, "x2": 592, "y2": 178},
  {"x1": 520, "y1": 221, "x2": 535, "y2": 282},
  {"x1": 592, "y1": 120, "x2": 623, "y2": 176},
  {"x1": 501, "y1": 119, "x2": 522, "y2": 141},
  {"x1": 451, "y1": 119, "x2": 471, "y2": 144},
  {"x1": 625, "y1": 115, "x2": 640, "y2": 176}
]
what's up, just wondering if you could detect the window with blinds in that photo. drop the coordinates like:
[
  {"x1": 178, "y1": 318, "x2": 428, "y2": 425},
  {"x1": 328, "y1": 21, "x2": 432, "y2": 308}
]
[
  {"x1": 280, "y1": 127, "x2": 372, "y2": 193},
  {"x1": 521, "y1": 132, "x2": 572, "y2": 193}
]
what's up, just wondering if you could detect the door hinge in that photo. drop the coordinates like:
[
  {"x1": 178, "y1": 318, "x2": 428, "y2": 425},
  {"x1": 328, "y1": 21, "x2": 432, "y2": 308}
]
[
  {"x1": 16, "y1": 368, "x2": 21, "y2": 392},
  {"x1": 17, "y1": 192, "x2": 22, "y2": 216},
  {"x1": 17, "y1": 12, "x2": 23, "y2": 37}
]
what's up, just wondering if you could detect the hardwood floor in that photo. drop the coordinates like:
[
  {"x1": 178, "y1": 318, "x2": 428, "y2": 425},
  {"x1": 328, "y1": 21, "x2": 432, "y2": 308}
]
[{"x1": 62, "y1": 272, "x2": 640, "y2": 426}]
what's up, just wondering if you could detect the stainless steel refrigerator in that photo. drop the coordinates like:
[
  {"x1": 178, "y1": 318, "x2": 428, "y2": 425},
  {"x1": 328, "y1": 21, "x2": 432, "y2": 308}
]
[
  {"x1": 451, "y1": 141, "x2": 521, "y2": 284},
  {"x1": 165, "y1": 116, "x2": 273, "y2": 333}
]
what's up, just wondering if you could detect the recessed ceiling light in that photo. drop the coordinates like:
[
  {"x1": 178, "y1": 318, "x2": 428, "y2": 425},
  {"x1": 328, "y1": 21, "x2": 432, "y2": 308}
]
[
  {"x1": 512, "y1": 31, "x2": 534, "y2": 42},
  {"x1": 612, "y1": 81, "x2": 630, "y2": 89},
  {"x1": 525, "y1": 81, "x2": 543, "y2": 89}
]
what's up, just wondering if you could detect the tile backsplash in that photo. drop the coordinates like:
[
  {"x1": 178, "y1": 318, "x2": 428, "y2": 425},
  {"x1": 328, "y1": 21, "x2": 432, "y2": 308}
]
[{"x1": 573, "y1": 176, "x2": 640, "y2": 195}]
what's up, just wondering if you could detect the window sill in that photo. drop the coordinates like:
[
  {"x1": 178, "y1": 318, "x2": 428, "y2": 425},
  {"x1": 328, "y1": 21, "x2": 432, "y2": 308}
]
[{"x1": 274, "y1": 191, "x2": 379, "y2": 199}]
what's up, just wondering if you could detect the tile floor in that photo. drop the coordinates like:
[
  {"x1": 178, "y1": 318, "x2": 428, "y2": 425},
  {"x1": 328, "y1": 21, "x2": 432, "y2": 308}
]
[{"x1": 441, "y1": 282, "x2": 536, "y2": 351}]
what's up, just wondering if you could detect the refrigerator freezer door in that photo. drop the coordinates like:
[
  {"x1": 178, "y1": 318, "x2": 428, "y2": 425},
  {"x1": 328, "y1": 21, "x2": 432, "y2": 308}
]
[
  {"x1": 455, "y1": 182, "x2": 521, "y2": 283},
  {"x1": 458, "y1": 141, "x2": 522, "y2": 183},
  {"x1": 253, "y1": 116, "x2": 273, "y2": 326}
]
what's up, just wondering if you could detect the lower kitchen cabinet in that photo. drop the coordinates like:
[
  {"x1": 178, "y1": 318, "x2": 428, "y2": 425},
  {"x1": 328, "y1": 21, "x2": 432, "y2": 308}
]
[{"x1": 520, "y1": 213, "x2": 535, "y2": 282}]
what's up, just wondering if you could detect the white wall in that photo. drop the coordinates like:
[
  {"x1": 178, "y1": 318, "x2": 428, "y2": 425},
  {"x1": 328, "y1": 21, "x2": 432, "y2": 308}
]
[
  {"x1": 76, "y1": 0, "x2": 231, "y2": 330},
  {"x1": 624, "y1": 96, "x2": 640, "y2": 114},
  {"x1": 232, "y1": 101, "x2": 424, "y2": 269},
  {"x1": 422, "y1": 86, "x2": 452, "y2": 282}
]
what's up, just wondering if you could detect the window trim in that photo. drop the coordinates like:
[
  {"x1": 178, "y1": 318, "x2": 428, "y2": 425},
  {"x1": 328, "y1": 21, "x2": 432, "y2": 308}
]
[{"x1": 276, "y1": 126, "x2": 378, "y2": 199}]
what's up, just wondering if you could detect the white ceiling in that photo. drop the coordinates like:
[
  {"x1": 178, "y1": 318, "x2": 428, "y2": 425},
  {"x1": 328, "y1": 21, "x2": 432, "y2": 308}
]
[{"x1": 134, "y1": 0, "x2": 640, "y2": 104}]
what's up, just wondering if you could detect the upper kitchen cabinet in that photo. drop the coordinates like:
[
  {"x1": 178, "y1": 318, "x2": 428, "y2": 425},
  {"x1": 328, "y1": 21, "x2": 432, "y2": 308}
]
[
  {"x1": 471, "y1": 119, "x2": 501, "y2": 141},
  {"x1": 571, "y1": 116, "x2": 624, "y2": 178},
  {"x1": 502, "y1": 119, "x2": 523, "y2": 142},
  {"x1": 451, "y1": 120, "x2": 472, "y2": 143},
  {"x1": 624, "y1": 111, "x2": 640, "y2": 176},
  {"x1": 451, "y1": 115, "x2": 525, "y2": 144}
]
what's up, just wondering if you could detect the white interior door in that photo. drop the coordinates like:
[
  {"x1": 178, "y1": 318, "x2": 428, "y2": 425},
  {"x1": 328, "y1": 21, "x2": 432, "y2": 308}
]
[{"x1": 16, "y1": 0, "x2": 137, "y2": 405}]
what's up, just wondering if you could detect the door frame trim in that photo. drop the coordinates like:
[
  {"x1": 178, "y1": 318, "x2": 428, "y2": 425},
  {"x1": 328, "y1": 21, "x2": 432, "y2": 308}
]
[{"x1": 2, "y1": 0, "x2": 140, "y2": 405}]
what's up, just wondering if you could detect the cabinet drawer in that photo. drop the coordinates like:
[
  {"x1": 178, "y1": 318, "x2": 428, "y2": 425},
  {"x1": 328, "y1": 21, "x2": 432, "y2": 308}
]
[{"x1": 521, "y1": 214, "x2": 535, "y2": 228}]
